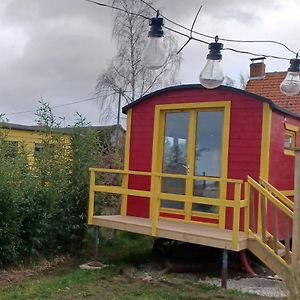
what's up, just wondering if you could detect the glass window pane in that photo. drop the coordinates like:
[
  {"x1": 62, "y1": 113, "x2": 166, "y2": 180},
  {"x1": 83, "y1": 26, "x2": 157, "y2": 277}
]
[
  {"x1": 193, "y1": 180, "x2": 219, "y2": 213},
  {"x1": 161, "y1": 112, "x2": 189, "y2": 210},
  {"x1": 194, "y1": 111, "x2": 223, "y2": 177},
  {"x1": 284, "y1": 132, "x2": 294, "y2": 150},
  {"x1": 193, "y1": 110, "x2": 223, "y2": 213},
  {"x1": 163, "y1": 112, "x2": 189, "y2": 174}
]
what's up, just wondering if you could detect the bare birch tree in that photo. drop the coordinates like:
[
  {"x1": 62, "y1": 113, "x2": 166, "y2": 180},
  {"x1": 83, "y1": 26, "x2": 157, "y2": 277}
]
[{"x1": 96, "y1": 0, "x2": 182, "y2": 123}]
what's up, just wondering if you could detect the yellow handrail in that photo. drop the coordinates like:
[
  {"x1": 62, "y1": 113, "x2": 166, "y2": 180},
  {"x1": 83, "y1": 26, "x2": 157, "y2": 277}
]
[
  {"x1": 248, "y1": 176, "x2": 293, "y2": 218},
  {"x1": 247, "y1": 176, "x2": 294, "y2": 270},
  {"x1": 259, "y1": 177, "x2": 294, "y2": 210},
  {"x1": 89, "y1": 167, "x2": 151, "y2": 176},
  {"x1": 89, "y1": 167, "x2": 243, "y2": 183},
  {"x1": 88, "y1": 168, "x2": 246, "y2": 250}
]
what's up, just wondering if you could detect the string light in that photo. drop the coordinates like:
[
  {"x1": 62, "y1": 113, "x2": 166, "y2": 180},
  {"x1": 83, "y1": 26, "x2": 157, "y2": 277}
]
[
  {"x1": 84, "y1": 0, "x2": 300, "y2": 96},
  {"x1": 199, "y1": 37, "x2": 224, "y2": 89},
  {"x1": 141, "y1": 11, "x2": 168, "y2": 69},
  {"x1": 280, "y1": 56, "x2": 300, "y2": 96}
]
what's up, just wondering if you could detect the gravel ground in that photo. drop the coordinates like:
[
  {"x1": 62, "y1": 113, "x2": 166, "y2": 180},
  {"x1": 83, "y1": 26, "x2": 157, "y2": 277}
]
[{"x1": 200, "y1": 276, "x2": 286, "y2": 298}]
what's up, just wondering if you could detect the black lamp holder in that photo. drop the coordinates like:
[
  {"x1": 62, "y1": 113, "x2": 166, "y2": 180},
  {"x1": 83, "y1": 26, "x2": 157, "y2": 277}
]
[
  {"x1": 207, "y1": 42, "x2": 224, "y2": 61},
  {"x1": 288, "y1": 58, "x2": 300, "y2": 72},
  {"x1": 148, "y1": 16, "x2": 164, "y2": 38}
]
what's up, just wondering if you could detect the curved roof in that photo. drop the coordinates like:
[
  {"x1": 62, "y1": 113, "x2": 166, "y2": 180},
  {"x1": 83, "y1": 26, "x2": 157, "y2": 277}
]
[{"x1": 122, "y1": 84, "x2": 300, "y2": 120}]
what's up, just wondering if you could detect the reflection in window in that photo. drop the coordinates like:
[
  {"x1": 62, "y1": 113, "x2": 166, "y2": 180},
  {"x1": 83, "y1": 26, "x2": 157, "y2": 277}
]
[
  {"x1": 193, "y1": 180, "x2": 220, "y2": 213},
  {"x1": 284, "y1": 123, "x2": 298, "y2": 156},
  {"x1": 193, "y1": 110, "x2": 223, "y2": 213},
  {"x1": 284, "y1": 131, "x2": 295, "y2": 150},
  {"x1": 161, "y1": 112, "x2": 189, "y2": 210},
  {"x1": 194, "y1": 111, "x2": 223, "y2": 177},
  {"x1": 163, "y1": 112, "x2": 189, "y2": 174}
]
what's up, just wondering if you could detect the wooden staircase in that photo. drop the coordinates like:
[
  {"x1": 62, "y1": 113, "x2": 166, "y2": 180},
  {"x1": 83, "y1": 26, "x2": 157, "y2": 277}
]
[{"x1": 246, "y1": 176, "x2": 295, "y2": 276}]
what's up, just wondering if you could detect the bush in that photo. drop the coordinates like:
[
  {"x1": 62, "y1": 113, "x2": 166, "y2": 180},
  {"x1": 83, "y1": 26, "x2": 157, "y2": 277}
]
[{"x1": 0, "y1": 105, "x2": 120, "y2": 267}]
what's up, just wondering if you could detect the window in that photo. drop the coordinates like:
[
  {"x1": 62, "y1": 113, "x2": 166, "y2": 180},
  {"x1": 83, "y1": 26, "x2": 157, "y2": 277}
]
[
  {"x1": 34, "y1": 143, "x2": 43, "y2": 157},
  {"x1": 284, "y1": 123, "x2": 298, "y2": 156}
]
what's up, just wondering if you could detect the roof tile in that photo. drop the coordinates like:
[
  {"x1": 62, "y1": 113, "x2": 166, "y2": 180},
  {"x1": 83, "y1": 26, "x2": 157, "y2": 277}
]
[{"x1": 245, "y1": 72, "x2": 300, "y2": 115}]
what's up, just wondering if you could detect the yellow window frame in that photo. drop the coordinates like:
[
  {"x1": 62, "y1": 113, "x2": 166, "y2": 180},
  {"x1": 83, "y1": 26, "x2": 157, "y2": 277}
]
[
  {"x1": 284, "y1": 123, "x2": 298, "y2": 156},
  {"x1": 151, "y1": 101, "x2": 231, "y2": 229}
]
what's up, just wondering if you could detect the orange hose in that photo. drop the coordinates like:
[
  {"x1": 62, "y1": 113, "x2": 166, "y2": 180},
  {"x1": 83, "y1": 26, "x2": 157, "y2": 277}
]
[{"x1": 240, "y1": 250, "x2": 257, "y2": 276}]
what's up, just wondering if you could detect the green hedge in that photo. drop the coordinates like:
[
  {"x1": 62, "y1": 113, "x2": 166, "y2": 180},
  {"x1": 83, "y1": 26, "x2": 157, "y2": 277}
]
[{"x1": 0, "y1": 109, "x2": 117, "y2": 267}]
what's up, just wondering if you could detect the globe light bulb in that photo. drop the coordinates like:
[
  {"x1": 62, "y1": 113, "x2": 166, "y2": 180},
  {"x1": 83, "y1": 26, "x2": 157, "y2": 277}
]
[
  {"x1": 142, "y1": 36, "x2": 167, "y2": 70},
  {"x1": 280, "y1": 59, "x2": 300, "y2": 96},
  {"x1": 142, "y1": 15, "x2": 167, "y2": 70},
  {"x1": 199, "y1": 42, "x2": 224, "y2": 89}
]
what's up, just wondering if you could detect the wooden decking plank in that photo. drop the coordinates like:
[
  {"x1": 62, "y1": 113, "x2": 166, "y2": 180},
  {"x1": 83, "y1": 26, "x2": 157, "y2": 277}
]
[{"x1": 92, "y1": 215, "x2": 247, "y2": 251}]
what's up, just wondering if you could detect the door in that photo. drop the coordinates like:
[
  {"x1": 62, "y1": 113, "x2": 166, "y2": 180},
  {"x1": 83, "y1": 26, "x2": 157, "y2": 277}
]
[{"x1": 158, "y1": 107, "x2": 226, "y2": 218}]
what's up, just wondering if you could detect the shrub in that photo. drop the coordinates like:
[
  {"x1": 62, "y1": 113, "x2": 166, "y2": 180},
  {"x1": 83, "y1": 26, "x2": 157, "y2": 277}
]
[{"x1": 0, "y1": 105, "x2": 120, "y2": 266}]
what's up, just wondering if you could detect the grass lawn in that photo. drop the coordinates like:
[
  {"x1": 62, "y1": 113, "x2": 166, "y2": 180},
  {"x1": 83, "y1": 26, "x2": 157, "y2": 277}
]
[
  {"x1": 0, "y1": 231, "x2": 286, "y2": 300},
  {"x1": 0, "y1": 266, "x2": 256, "y2": 300}
]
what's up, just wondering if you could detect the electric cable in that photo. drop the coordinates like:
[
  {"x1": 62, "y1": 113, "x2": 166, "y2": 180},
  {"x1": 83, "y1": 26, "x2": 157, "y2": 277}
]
[
  {"x1": 138, "y1": 0, "x2": 298, "y2": 56},
  {"x1": 84, "y1": 0, "x2": 299, "y2": 60},
  {"x1": 4, "y1": 96, "x2": 100, "y2": 116}
]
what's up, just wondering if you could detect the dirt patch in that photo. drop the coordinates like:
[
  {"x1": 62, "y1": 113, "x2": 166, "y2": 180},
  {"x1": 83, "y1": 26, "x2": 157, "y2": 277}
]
[{"x1": 0, "y1": 255, "x2": 71, "y2": 287}]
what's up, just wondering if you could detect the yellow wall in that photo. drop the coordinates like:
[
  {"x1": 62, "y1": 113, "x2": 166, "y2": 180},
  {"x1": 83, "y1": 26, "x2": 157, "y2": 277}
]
[
  {"x1": 1, "y1": 128, "x2": 42, "y2": 159},
  {"x1": 0, "y1": 127, "x2": 70, "y2": 160}
]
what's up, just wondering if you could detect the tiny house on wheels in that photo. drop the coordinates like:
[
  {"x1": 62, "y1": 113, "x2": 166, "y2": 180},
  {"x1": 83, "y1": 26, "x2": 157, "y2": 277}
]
[{"x1": 88, "y1": 84, "x2": 300, "y2": 277}]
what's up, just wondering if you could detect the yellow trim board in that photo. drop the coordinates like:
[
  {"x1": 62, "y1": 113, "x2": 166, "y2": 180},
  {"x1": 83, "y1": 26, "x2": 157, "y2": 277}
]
[
  {"x1": 155, "y1": 101, "x2": 231, "y2": 111},
  {"x1": 219, "y1": 101, "x2": 231, "y2": 229},
  {"x1": 185, "y1": 110, "x2": 197, "y2": 221},
  {"x1": 284, "y1": 123, "x2": 299, "y2": 132},
  {"x1": 258, "y1": 103, "x2": 272, "y2": 234},
  {"x1": 150, "y1": 106, "x2": 162, "y2": 219},
  {"x1": 284, "y1": 149, "x2": 296, "y2": 157},
  {"x1": 260, "y1": 103, "x2": 272, "y2": 180},
  {"x1": 121, "y1": 109, "x2": 132, "y2": 216}
]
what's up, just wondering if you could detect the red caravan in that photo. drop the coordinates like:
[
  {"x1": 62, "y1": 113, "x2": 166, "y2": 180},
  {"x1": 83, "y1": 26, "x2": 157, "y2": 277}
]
[
  {"x1": 88, "y1": 84, "x2": 299, "y2": 275},
  {"x1": 124, "y1": 84, "x2": 298, "y2": 232}
]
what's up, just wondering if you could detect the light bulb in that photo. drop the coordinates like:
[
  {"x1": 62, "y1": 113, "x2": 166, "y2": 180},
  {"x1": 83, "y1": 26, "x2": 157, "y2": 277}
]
[
  {"x1": 200, "y1": 59, "x2": 224, "y2": 89},
  {"x1": 142, "y1": 15, "x2": 167, "y2": 70},
  {"x1": 142, "y1": 36, "x2": 167, "y2": 70},
  {"x1": 280, "y1": 58, "x2": 300, "y2": 96},
  {"x1": 199, "y1": 42, "x2": 224, "y2": 89}
]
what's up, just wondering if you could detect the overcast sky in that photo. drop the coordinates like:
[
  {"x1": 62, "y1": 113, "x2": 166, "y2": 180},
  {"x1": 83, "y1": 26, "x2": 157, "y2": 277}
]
[{"x1": 0, "y1": 0, "x2": 299, "y2": 126}]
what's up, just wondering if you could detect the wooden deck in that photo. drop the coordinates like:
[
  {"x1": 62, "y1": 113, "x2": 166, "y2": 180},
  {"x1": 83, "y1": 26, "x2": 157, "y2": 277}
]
[{"x1": 93, "y1": 215, "x2": 248, "y2": 251}]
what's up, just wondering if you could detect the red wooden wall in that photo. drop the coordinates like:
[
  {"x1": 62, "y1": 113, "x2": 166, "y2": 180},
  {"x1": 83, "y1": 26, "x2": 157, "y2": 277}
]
[
  {"x1": 268, "y1": 111, "x2": 300, "y2": 238},
  {"x1": 269, "y1": 112, "x2": 300, "y2": 189},
  {"x1": 126, "y1": 87, "x2": 264, "y2": 224}
]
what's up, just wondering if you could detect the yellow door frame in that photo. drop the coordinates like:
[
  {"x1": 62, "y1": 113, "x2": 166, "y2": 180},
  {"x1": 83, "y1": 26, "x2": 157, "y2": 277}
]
[{"x1": 150, "y1": 101, "x2": 231, "y2": 228}]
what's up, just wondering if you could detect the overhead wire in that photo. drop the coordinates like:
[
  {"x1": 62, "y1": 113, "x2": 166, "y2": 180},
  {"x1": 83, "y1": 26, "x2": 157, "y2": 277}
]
[
  {"x1": 84, "y1": 0, "x2": 150, "y2": 19},
  {"x1": 84, "y1": 0, "x2": 298, "y2": 60},
  {"x1": 138, "y1": 0, "x2": 298, "y2": 57},
  {"x1": 4, "y1": 95, "x2": 101, "y2": 116}
]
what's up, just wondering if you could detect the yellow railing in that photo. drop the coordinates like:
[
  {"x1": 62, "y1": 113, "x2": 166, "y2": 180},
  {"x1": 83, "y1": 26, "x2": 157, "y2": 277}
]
[
  {"x1": 259, "y1": 177, "x2": 294, "y2": 211},
  {"x1": 247, "y1": 176, "x2": 294, "y2": 269},
  {"x1": 88, "y1": 167, "x2": 248, "y2": 250}
]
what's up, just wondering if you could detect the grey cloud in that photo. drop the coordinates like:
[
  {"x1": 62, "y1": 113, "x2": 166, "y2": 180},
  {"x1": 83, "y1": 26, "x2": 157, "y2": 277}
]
[
  {"x1": 4, "y1": 0, "x2": 113, "y2": 25},
  {"x1": 0, "y1": 0, "x2": 116, "y2": 124},
  {"x1": 0, "y1": 0, "x2": 299, "y2": 126},
  {"x1": 162, "y1": 0, "x2": 281, "y2": 25}
]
